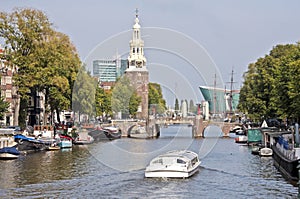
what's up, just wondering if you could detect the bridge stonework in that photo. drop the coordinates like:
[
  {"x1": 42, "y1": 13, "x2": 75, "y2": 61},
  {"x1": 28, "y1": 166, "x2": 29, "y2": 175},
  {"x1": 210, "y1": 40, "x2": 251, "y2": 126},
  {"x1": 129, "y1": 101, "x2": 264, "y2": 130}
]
[
  {"x1": 193, "y1": 117, "x2": 236, "y2": 137},
  {"x1": 112, "y1": 118, "x2": 236, "y2": 138},
  {"x1": 111, "y1": 119, "x2": 159, "y2": 137}
]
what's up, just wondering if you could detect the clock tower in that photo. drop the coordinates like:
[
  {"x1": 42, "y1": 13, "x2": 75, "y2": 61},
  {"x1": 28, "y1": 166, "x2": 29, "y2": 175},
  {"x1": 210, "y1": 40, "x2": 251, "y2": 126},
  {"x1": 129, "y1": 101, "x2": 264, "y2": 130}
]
[{"x1": 125, "y1": 9, "x2": 149, "y2": 119}]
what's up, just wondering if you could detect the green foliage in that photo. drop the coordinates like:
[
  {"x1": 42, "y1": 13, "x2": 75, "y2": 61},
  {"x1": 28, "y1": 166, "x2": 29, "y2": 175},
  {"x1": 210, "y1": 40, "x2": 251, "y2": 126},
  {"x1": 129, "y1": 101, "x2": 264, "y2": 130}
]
[
  {"x1": 111, "y1": 76, "x2": 141, "y2": 118},
  {"x1": 0, "y1": 8, "x2": 81, "y2": 125},
  {"x1": 148, "y1": 83, "x2": 166, "y2": 114},
  {"x1": 129, "y1": 92, "x2": 142, "y2": 117},
  {"x1": 238, "y1": 42, "x2": 300, "y2": 121},
  {"x1": 0, "y1": 96, "x2": 9, "y2": 120},
  {"x1": 72, "y1": 65, "x2": 97, "y2": 116},
  {"x1": 175, "y1": 98, "x2": 179, "y2": 112},
  {"x1": 95, "y1": 86, "x2": 112, "y2": 117}
]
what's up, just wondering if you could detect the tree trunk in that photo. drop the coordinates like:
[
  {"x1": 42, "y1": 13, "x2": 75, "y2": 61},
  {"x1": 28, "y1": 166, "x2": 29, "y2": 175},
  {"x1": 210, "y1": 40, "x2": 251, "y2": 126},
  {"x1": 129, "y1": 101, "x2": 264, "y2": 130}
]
[
  {"x1": 13, "y1": 95, "x2": 20, "y2": 126},
  {"x1": 56, "y1": 107, "x2": 61, "y2": 124}
]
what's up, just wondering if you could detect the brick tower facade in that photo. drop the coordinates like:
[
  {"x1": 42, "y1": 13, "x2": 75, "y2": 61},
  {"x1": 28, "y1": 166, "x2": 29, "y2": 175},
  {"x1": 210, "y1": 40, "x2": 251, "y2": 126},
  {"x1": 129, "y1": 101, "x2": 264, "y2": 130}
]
[{"x1": 125, "y1": 10, "x2": 149, "y2": 119}]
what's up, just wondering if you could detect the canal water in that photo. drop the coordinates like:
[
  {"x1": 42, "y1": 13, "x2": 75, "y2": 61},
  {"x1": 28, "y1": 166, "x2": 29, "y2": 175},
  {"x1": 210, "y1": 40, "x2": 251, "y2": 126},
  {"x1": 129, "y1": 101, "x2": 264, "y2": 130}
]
[{"x1": 0, "y1": 125, "x2": 298, "y2": 198}]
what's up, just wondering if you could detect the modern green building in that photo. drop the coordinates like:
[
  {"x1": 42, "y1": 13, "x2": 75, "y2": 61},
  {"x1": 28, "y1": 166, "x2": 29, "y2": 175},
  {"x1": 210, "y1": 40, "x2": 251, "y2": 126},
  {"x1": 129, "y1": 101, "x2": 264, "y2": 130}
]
[{"x1": 199, "y1": 86, "x2": 240, "y2": 114}]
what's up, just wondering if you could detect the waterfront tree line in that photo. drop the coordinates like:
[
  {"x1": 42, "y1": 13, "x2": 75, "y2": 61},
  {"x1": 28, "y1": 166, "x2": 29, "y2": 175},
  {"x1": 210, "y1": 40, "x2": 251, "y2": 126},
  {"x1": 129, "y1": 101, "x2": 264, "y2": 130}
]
[
  {"x1": 0, "y1": 8, "x2": 81, "y2": 127},
  {"x1": 0, "y1": 8, "x2": 166, "y2": 127},
  {"x1": 238, "y1": 42, "x2": 300, "y2": 123}
]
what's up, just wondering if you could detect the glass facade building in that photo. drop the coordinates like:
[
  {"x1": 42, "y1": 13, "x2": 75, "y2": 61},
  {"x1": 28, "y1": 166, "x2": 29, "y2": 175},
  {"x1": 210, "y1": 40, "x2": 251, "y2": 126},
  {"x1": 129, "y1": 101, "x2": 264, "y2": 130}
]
[{"x1": 93, "y1": 59, "x2": 127, "y2": 82}]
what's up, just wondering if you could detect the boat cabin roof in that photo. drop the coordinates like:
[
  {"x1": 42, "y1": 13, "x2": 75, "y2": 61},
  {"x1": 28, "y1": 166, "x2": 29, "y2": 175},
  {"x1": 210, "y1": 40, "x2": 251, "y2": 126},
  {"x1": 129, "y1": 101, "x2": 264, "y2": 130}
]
[{"x1": 155, "y1": 150, "x2": 198, "y2": 161}]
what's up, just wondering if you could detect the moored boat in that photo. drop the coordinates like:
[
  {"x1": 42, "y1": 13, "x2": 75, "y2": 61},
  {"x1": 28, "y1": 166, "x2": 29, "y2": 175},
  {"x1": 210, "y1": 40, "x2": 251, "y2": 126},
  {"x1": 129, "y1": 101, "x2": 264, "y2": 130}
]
[
  {"x1": 145, "y1": 150, "x2": 201, "y2": 178},
  {"x1": 235, "y1": 135, "x2": 248, "y2": 144},
  {"x1": 229, "y1": 125, "x2": 243, "y2": 136},
  {"x1": 88, "y1": 128, "x2": 110, "y2": 141},
  {"x1": 74, "y1": 129, "x2": 94, "y2": 145},
  {"x1": 103, "y1": 126, "x2": 122, "y2": 140},
  {"x1": 251, "y1": 145, "x2": 261, "y2": 155},
  {"x1": 271, "y1": 133, "x2": 300, "y2": 183},
  {"x1": 46, "y1": 145, "x2": 60, "y2": 151},
  {"x1": 259, "y1": 147, "x2": 273, "y2": 157},
  {"x1": 0, "y1": 147, "x2": 20, "y2": 160},
  {"x1": 58, "y1": 138, "x2": 72, "y2": 148},
  {"x1": 247, "y1": 128, "x2": 262, "y2": 145},
  {"x1": 14, "y1": 134, "x2": 46, "y2": 151}
]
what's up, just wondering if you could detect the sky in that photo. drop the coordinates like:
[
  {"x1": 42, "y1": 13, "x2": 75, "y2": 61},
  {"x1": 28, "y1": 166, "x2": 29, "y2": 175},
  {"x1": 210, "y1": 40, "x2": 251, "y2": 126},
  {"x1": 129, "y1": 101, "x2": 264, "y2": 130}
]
[{"x1": 1, "y1": 0, "x2": 300, "y2": 106}]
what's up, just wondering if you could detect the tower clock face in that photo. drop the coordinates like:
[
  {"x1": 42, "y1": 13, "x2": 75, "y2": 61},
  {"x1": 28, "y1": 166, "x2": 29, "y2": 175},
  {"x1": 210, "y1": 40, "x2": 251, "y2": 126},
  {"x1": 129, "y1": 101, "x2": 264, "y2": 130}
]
[{"x1": 136, "y1": 61, "x2": 142, "y2": 67}]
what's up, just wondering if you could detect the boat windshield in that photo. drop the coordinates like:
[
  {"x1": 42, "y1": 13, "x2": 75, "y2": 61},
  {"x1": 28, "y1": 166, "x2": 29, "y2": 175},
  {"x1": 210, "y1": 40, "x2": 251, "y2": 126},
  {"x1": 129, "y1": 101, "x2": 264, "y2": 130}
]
[
  {"x1": 177, "y1": 159, "x2": 186, "y2": 164},
  {"x1": 191, "y1": 157, "x2": 199, "y2": 166},
  {"x1": 152, "y1": 158, "x2": 163, "y2": 164}
]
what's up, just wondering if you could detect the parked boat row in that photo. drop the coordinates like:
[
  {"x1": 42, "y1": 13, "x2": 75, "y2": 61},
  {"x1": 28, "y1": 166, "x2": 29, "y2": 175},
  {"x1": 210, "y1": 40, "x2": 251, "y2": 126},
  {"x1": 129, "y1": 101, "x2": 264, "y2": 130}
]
[
  {"x1": 232, "y1": 121, "x2": 300, "y2": 184},
  {"x1": 0, "y1": 124, "x2": 122, "y2": 160}
]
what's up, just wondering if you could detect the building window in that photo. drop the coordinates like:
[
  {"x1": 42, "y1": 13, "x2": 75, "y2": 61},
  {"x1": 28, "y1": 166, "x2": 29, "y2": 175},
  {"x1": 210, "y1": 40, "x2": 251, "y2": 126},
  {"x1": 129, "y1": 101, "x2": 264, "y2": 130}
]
[
  {"x1": 5, "y1": 90, "x2": 11, "y2": 98},
  {"x1": 5, "y1": 76, "x2": 12, "y2": 84}
]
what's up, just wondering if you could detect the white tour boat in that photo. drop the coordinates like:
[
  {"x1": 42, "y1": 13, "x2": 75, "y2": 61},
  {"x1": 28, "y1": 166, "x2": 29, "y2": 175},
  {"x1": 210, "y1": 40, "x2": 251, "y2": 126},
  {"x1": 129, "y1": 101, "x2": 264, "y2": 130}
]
[{"x1": 145, "y1": 150, "x2": 201, "y2": 178}]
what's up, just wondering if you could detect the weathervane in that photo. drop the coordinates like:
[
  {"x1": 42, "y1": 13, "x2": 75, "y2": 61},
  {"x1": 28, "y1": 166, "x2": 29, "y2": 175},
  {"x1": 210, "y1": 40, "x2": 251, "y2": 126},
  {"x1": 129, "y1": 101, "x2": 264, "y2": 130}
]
[{"x1": 135, "y1": 8, "x2": 139, "y2": 18}]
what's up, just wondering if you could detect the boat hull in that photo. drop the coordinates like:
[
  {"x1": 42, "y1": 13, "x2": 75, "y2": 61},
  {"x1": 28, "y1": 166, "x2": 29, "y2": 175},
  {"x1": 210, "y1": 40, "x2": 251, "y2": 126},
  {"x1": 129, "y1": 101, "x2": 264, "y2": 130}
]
[
  {"x1": 271, "y1": 144, "x2": 299, "y2": 182},
  {"x1": 0, "y1": 147, "x2": 20, "y2": 160},
  {"x1": 88, "y1": 129, "x2": 119, "y2": 141},
  {"x1": 145, "y1": 150, "x2": 201, "y2": 178},
  {"x1": 251, "y1": 145, "x2": 261, "y2": 155},
  {"x1": 58, "y1": 141, "x2": 72, "y2": 148},
  {"x1": 46, "y1": 146, "x2": 60, "y2": 151},
  {"x1": 0, "y1": 153, "x2": 19, "y2": 160},
  {"x1": 235, "y1": 135, "x2": 248, "y2": 144},
  {"x1": 145, "y1": 169, "x2": 199, "y2": 178},
  {"x1": 259, "y1": 147, "x2": 273, "y2": 157},
  {"x1": 145, "y1": 164, "x2": 200, "y2": 178},
  {"x1": 103, "y1": 127, "x2": 122, "y2": 140},
  {"x1": 16, "y1": 139, "x2": 46, "y2": 151}
]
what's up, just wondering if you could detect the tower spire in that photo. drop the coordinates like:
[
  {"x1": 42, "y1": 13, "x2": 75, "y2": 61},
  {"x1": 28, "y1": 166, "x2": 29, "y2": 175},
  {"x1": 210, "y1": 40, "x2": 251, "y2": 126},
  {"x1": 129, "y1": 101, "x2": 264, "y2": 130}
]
[
  {"x1": 135, "y1": 8, "x2": 138, "y2": 18},
  {"x1": 127, "y1": 9, "x2": 147, "y2": 70}
]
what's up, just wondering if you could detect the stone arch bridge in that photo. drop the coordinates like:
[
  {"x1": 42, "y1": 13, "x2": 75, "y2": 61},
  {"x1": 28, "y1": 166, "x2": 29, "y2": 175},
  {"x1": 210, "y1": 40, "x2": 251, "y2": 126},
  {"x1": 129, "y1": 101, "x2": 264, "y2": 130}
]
[{"x1": 111, "y1": 117, "x2": 237, "y2": 138}]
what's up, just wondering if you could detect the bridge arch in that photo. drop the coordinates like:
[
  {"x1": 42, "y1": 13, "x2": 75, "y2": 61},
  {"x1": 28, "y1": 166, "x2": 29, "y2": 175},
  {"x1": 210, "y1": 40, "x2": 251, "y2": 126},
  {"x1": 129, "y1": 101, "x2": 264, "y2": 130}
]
[
  {"x1": 200, "y1": 121, "x2": 236, "y2": 137},
  {"x1": 203, "y1": 125, "x2": 223, "y2": 138},
  {"x1": 127, "y1": 124, "x2": 139, "y2": 137}
]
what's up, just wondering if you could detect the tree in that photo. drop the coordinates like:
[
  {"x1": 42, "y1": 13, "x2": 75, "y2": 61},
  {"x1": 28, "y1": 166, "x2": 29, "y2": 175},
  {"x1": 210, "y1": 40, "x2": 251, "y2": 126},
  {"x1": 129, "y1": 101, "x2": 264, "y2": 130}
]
[
  {"x1": 238, "y1": 42, "x2": 300, "y2": 122},
  {"x1": 72, "y1": 66, "x2": 97, "y2": 123},
  {"x1": 95, "y1": 86, "x2": 112, "y2": 120},
  {"x1": 175, "y1": 98, "x2": 179, "y2": 112},
  {"x1": 129, "y1": 92, "x2": 142, "y2": 117},
  {"x1": 0, "y1": 96, "x2": 9, "y2": 121},
  {"x1": 0, "y1": 8, "x2": 81, "y2": 126},
  {"x1": 111, "y1": 76, "x2": 141, "y2": 118},
  {"x1": 148, "y1": 83, "x2": 166, "y2": 114}
]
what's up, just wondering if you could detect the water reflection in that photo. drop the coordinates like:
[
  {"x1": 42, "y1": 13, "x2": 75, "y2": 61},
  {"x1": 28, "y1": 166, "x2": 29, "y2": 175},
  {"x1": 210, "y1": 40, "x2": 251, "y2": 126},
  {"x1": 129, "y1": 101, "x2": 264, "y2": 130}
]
[{"x1": 89, "y1": 125, "x2": 199, "y2": 172}]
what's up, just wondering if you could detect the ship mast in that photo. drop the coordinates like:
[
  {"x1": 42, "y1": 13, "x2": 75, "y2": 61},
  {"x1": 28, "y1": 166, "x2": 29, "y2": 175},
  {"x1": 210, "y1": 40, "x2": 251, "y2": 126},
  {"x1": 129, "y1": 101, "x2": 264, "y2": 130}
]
[
  {"x1": 228, "y1": 69, "x2": 235, "y2": 115},
  {"x1": 213, "y1": 73, "x2": 217, "y2": 116}
]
